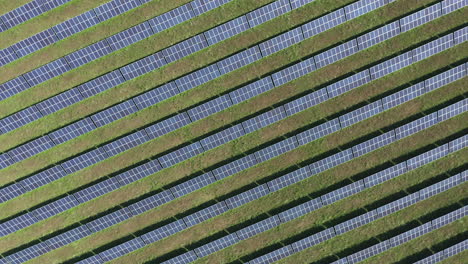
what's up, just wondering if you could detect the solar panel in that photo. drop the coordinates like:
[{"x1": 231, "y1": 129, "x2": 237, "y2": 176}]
[
  {"x1": 248, "y1": 245, "x2": 294, "y2": 264},
  {"x1": 357, "y1": 21, "x2": 400, "y2": 50},
  {"x1": 382, "y1": 82, "x2": 425, "y2": 110},
  {"x1": 254, "y1": 137, "x2": 298, "y2": 163},
  {"x1": 321, "y1": 180, "x2": 365, "y2": 206},
  {"x1": 0, "y1": 105, "x2": 43, "y2": 134},
  {"x1": 389, "y1": 222, "x2": 433, "y2": 247},
  {"x1": 45, "y1": 225, "x2": 92, "y2": 250},
  {"x1": 204, "y1": 15, "x2": 250, "y2": 45},
  {"x1": 65, "y1": 39, "x2": 113, "y2": 69},
  {"x1": 140, "y1": 219, "x2": 187, "y2": 244},
  {"x1": 406, "y1": 144, "x2": 448, "y2": 170},
  {"x1": 229, "y1": 76, "x2": 275, "y2": 104},
  {"x1": 0, "y1": 46, "x2": 18, "y2": 67},
  {"x1": 283, "y1": 88, "x2": 328, "y2": 116},
  {"x1": 449, "y1": 134, "x2": 468, "y2": 153},
  {"x1": 190, "y1": 0, "x2": 233, "y2": 16},
  {"x1": 48, "y1": 117, "x2": 97, "y2": 145},
  {"x1": 32, "y1": 195, "x2": 80, "y2": 221},
  {"x1": 309, "y1": 149, "x2": 354, "y2": 176},
  {"x1": 331, "y1": 258, "x2": 349, "y2": 264},
  {"x1": 19, "y1": 165, "x2": 67, "y2": 191},
  {"x1": 171, "y1": 172, "x2": 217, "y2": 198},
  {"x1": 149, "y1": 6, "x2": 194, "y2": 36},
  {"x1": 90, "y1": 100, "x2": 139, "y2": 127},
  {"x1": 23, "y1": 58, "x2": 70, "y2": 86},
  {"x1": 400, "y1": 3, "x2": 441, "y2": 32},
  {"x1": 217, "y1": 46, "x2": 263, "y2": 75},
  {"x1": 78, "y1": 70, "x2": 125, "y2": 98},
  {"x1": 183, "y1": 202, "x2": 228, "y2": 227},
  {"x1": 225, "y1": 184, "x2": 270, "y2": 209},
  {"x1": 99, "y1": 237, "x2": 146, "y2": 262},
  {"x1": 144, "y1": 113, "x2": 191, "y2": 140},
  {"x1": 278, "y1": 197, "x2": 322, "y2": 222},
  {"x1": 346, "y1": 240, "x2": 391, "y2": 264},
  {"x1": 86, "y1": 207, "x2": 134, "y2": 233},
  {"x1": 259, "y1": 27, "x2": 304, "y2": 57},
  {"x1": 327, "y1": 69, "x2": 370, "y2": 98},
  {"x1": 413, "y1": 251, "x2": 446, "y2": 264},
  {"x1": 413, "y1": 33, "x2": 453, "y2": 62},
  {"x1": 267, "y1": 166, "x2": 311, "y2": 192},
  {"x1": 236, "y1": 216, "x2": 281, "y2": 240},
  {"x1": 369, "y1": 51, "x2": 413, "y2": 80},
  {"x1": 127, "y1": 190, "x2": 174, "y2": 215},
  {"x1": 295, "y1": 118, "x2": 341, "y2": 146},
  {"x1": 242, "y1": 107, "x2": 287, "y2": 133},
  {"x1": 53, "y1": 10, "x2": 100, "y2": 40},
  {"x1": 271, "y1": 56, "x2": 316, "y2": 86},
  {"x1": 352, "y1": 131, "x2": 395, "y2": 157},
  {"x1": 302, "y1": 8, "x2": 346, "y2": 39},
  {"x1": 158, "y1": 142, "x2": 204, "y2": 168},
  {"x1": 453, "y1": 26, "x2": 468, "y2": 45},
  {"x1": 163, "y1": 34, "x2": 208, "y2": 63},
  {"x1": 175, "y1": 64, "x2": 220, "y2": 92},
  {"x1": 291, "y1": 228, "x2": 335, "y2": 252},
  {"x1": 102, "y1": 130, "x2": 150, "y2": 157},
  {"x1": 93, "y1": 1, "x2": 120, "y2": 22},
  {"x1": 76, "y1": 254, "x2": 104, "y2": 264},
  {"x1": 377, "y1": 192, "x2": 419, "y2": 217},
  {"x1": 0, "y1": 212, "x2": 38, "y2": 236},
  {"x1": 334, "y1": 210, "x2": 378, "y2": 235},
  {"x1": 419, "y1": 175, "x2": 461, "y2": 200},
  {"x1": 0, "y1": 182, "x2": 27, "y2": 203},
  {"x1": 339, "y1": 100, "x2": 383, "y2": 128},
  {"x1": 0, "y1": 1, "x2": 43, "y2": 29},
  {"x1": 73, "y1": 177, "x2": 122, "y2": 203},
  {"x1": 200, "y1": 124, "x2": 245, "y2": 151},
  {"x1": 442, "y1": 0, "x2": 467, "y2": 14},
  {"x1": 194, "y1": 233, "x2": 239, "y2": 258},
  {"x1": 431, "y1": 206, "x2": 467, "y2": 229},
  {"x1": 107, "y1": 21, "x2": 153, "y2": 51},
  {"x1": 444, "y1": 239, "x2": 468, "y2": 257},
  {"x1": 116, "y1": 159, "x2": 162, "y2": 186},
  {"x1": 120, "y1": 51, "x2": 167, "y2": 80},
  {"x1": 112, "y1": 0, "x2": 142, "y2": 15},
  {"x1": 246, "y1": 0, "x2": 291, "y2": 28},
  {"x1": 211, "y1": 154, "x2": 258, "y2": 180},
  {"x1": 36, "y1": 87, "x2": 84, "y2": 116},
  {"x1": 161, "y1": 251, "x2": 198, "y2": 264},
  {"x1": 4, "y1": 241, "x2": 51, "y2": 264},
  {"x1": 8, "y1": 135, "x2": 55, "y2": 162},
  {"x1": 60, "y1": 147, "x2": 109, "y2": 174},
  {"x1": 424, "y1": 64, "x2": 465, "y2": 92},
  {"x1": 438, "y1": 99, "x2": 468, "y2": 122},
  {"x1": 364, "y1": 162, "x2": 406, "y2": 188},
  {"x1": 132, "y1": 82, "x2": 180, "y2": 110},
  {"x1": 0, "y1": 76, "x2": 31, "y2": 101},
  {"x1": 187, "y1": 94, "x2": 233, "y2": 121},
  {"x1": 314, "y1": 39, "x2": 358, "y2": 68},
  {"x1": 0, "y1": 152, "x2": 14, "y2": 170}
]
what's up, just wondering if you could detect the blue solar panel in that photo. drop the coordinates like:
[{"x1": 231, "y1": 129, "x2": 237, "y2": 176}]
[
  {"x1": 242, "y1": 107, "x2": 287, "y2": 133},
  {"x1": 112, "y1": 0, "x2": 142, "y2": 15},
  {"x1": 344, "y1": 0, "x2": 387, "y2": 20},
  {"x1": 73, "y1": 177, "x2": 121, "y2": 203},
  {"x1": 94, "y1": 1, "x2": 120, "y2": 22},
  {"x1": 369, "y1": 51, "x2": 413, "y2": 80},
  {"x1": 296, "y1": 119, "x2": 340, "y2": 146},
  {"x1": 120, "y1": 52, "x2": 167, "y2": 80},
  {"x1": 321, "y1": 180, "x2": 365, "y2": 205},
  {"x1": 357, "y1": 21, "x2": 400, "y2": 50},
  {"x1": 53, "y1": 10, "x2": 100, "y2": 40},
  {"x1": 65, "y1": 39, "x2": 113, "y2": 69},
  {"x1": 315, "y1": 39, "x2": 358, "y2": 69},
  {"x1": 86, "y1": 207, "x2": 133, "y2": 233},
  {"x1": 48, "y1": 117, "x2": 97, "y2": 145},
  {"x1": 377, "y1": 192, "x2": 419, "y2": 217},
  {"x1": 334, "y1": 210, "x2": 378, "y2": 235},
  {"x1": 424, "y1": 64, "x2": 465, "y2": 92},
  {"x1": 8, "y1": 135, "x2": 55, "y2": 162},
  {"x1": 148, "y1": 3, "x2": 195, "y2": 34},
  {"x1": 36, "y1": 87, "x2": 84, "y2": 116},
  {"x1": 132, "y1": 82, "x2": 180, "y2": 110},
  {"x1": 254, "y1": 137, "x2": 298, "y2": 163},
  {"x1": 140, "y1": 219, "x2": 187, "y2": 244},
  {"x1": 45, "y1": 225, "x2": 92, "y2": 250},
  {"x1": 183, "y1": 202, "x2": 228, "y2": 227},
  {"x1": 99, "y1": 237, "x2": 146, "y2": 262},
  {"x1": 37, "y1": 0, "x2": 62, "y2": 12},
  {"x1": 127, "y1": 190, "x2": 173, "y2": 215},
  {"x1": 431, "y1": 206, "x2": 467, "y2": 229},
  {"x1": 204, "y1": 15, "x2": 250, "y2": 45},
  {"x1": 453, "y1": 26, "x2": 468, "y2": 45},
  {"x1": 0, "y1": 105, "x2": 43, "y2": 134},
  {"x1": 400, "y1": 3, "x2": 441, "y2": 33},
  {"x1": 116, "y1": 159, "x2": 162, "y2": 186},
  {"x1": 217, "y1": 46, "x2": 262, "y2": 75},
  {"x1": 171, "y1": 172, "x2": 217, "y2": 198},
  {"x1": 32, "y1": 195, "x2": 79, "y2": 221},
  {"x1": 352, "y1": 131, "x2": 395, "y2": 157},
  {"x1": 19, "y1": 165, "x2": 67, "y2": 191},
  {"x1": 382, "y1": 82, "x2": 425, "y2": 110},
  {"x1": 444, "y1": 239, "x2": 468, "y2": 258},
  {"x1": 0, "y1": 1, "x2": 43, "y2": 29},
  {"x1": 194, "y1": 233, "x2": 239, "y2": 258},
  {"x1": 283, "y1": 88, "x2": 328, "y2": 116},
  {"x1": 60, "y1": 147, "x2": 109, "y2": 174},
  {"x1": 175, "y1": 64, "x2": 220, "y2": 92},
  {"x1": 389, "y1": 222, "x2": 432, "y2": 247},
  {"x1": 407, "y1": 144, "x2": 449, "y2": 171},
  {"x1": 0, "y1": 152, "x2": 14, "y2": 169},
  {"x1": 229, "y1": 76, "x2": 274, "y2": 104},
  {"x1": 0, "y1": 182, "x2": 27, "y2": 203},
  {"x1": 259, "y1": 27, "x2": 303, "y2": 57},
  {"x1": 413, "y1": 33, "x2": 453, "y2": 62},
  {"x1": 291, "y1": 228, "x2": 335, "y2": 252},
  {"x1": 144, "y1": 113, "x2": 191, "y2": 139},
  {"x1": 23, "y1": 58, "x2": 70, "y2": 86},
  {"x1": 339, "y1": 100, "x2": 382, "y2": 128},
  {"x1": 449, "y1": 134, "x2": 468, "y2": 153},
  {"x1": 0, "y1": 46, "x2": 18, "y2": 66},
  {"x1": 4, "y1": 241, "x2": 51, "y2": 264},
  {"x1": 364, "y1": 162, "x2": 406, "y2": 188},
  {"x1": 76, "y1": 254, "x2": 104, "y2": 264},
  {"x1": 161, "y1": 251, "x2": 198, "y2": 264},
  {"x1": 249, "y1": 245, "x2": 294, "y2": 264},
  {"x1": 301, "y1": 8, "x2": 346, "y2": 39},
  {"x1": 158, "y1": 142, "x2": 204, "y2": 168},
  {"x1": 442, "y1": 0, "x2": 467, "y2": 15},
  {"x1": 246, "y1": 0, "x2": 291, "y2": 28},
  {"x1": 278, "y1": 197, "x2": 322, "y2": 222},
  {"x1": 327, "y1": 69, "x2": 370, "y2": 98},
  {"x1": 78, "y1": 70, "x2": 125, "y2": 98},
  {"x1": 190, "y1": 0, "x2": 232, "y2": 16},
  {"x1": 309, "y1": 149, "x2": 354, "y2": 176},
  {"x1": 395, "y1": 112, "x2": 438, "y2": 139},
  {"x1": 0, "y1": 212, "x2": 38, "y2": 236},
  {"x1": 271, "y1": 56, "x2": 316, "y2": 86},
  {"x1": 102, "y1": 130, "x2": 150, "y2": 157},
  {"x1": 225, "y1": 184, "x2": 270, "y2": 209},
  {"x1": 438, "y1": 99, "x2": 468, "y2": 122},
  {"x1": 267, "y1": 166, "x2": 311, "y2": 192},
  {"x1": 413, "y1": 251, "x2": 446, "y2": 264},
  {"x1": 346, "y1": 240, "x2": 391, "y2": 264},
  {"x1": 200, "y1": 124, "x2": 245, "y2": 151},
  {"x1": 419, "y1": 175, "x2": 461, "y2": 200},
  {"x1": 187, "y1": 94, "x2": 233, "y2": 121},
  {"x1": 212, "y1": 154, "x2": 258, "y2": 180},
  {"x1": 0, "y1": 76, "x2": 31, "y2": 101},
  {"x1": 236, "y1": 216, "x2": 281, "y2": 240},
  {"x1": 90, "y1": 100, "x2": 139, "y2": 127},
  {"x1": 107, "y1": 21, "x2": 154, "y2": 51},
  {"x1": 163, "y1": 34, "x2": 208, "y2": 63}
]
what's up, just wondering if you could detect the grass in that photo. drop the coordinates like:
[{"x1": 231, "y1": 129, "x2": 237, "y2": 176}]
[
  {"x1": 13, "y1": 95, "x2": 468, "y2": 262},
  {"x1": 438, "y1": 250, "x2": 468, "y2": 264},
  {"x1": 0, "y1": 2, "x2": 461, "y2": 188}
]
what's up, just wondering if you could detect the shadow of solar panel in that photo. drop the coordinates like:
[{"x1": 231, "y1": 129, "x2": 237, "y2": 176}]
[
  {"x1": 302, "y1": 8, "x2": 346, "y2": 39},
  {"x1": 229, "y1": 76, "x2": 274, "y2": 104},
  {"x1": 107, "y1": 21, "x2": 154, "y2": 51},
  {"x1": 36, "y1": 87, "x2": 84, "y2": 116},
  {"x1": 116, "y1": 159, "x2": 162, "y2": 186},
  {"x1": 205, "y1": 15, "x2": 250, "y2": 45},
  {"x1": 212, "y1": 154, "x2": 258, "y2": 180},
  {"x1": 217, "y1": 46, "x2": 262, "y2": 75},
  {"x1": 291, "y1": 228, "x2": 335, "y2": 252},
  {"x1": 48, "y1": 117, "x2": 97, "y2": 145},
  {"x1": 23, "y1": 58, "x2": 70, "y2": 86},
  {"x1": 86, "y1": 207, "x2": 134, "y2": 233},
  {"x1": 90, "y1": 100, "x2": 139, "y2": 127},
  {"x1": 225, "y1": 184, "x2": 270, "y2": 209},
  {"x1": 195, "y1": 233, "x2": 239, "y2": 258},
  {"x1": 200, "y1": 124, "x2": 245, "y2": 151},
  {"x1": 334, "y1": 210, "x2": 378, "y2": 235},
  {"x1": 161, "y1": 251, "x2": 197, "y2": 264},
  {"x1": 175, "y1": 64, "x2": 220, "y2": 92},
  {"x1": 159, "y1": 142, "x2": 204, "y2": 168},
  {"x1": 183, "y1": 202, "x2": 228, "y2": 227},
  {"x1": 53, "y1": 10, "x2": 100, "y2": 40},
  {"x1": 188, "y1": 94, "x2": 233, "y2": 121},
  {"x1": 272, "y1": 56, "x2": 316, "y2": 86},
  {"x1": 242, "y1": 107, "x2": 287, "y2": 133},
  {"x1": 331, "y1": 258, "x2": 349, "y2": 264},
  {"x1": 278, "y1": 198, "x2": 322, "y2": 222},
  {"x1": 284, "y1": 88, "x2": 328, "y2": 116},
  {"x1": 140, "y1": 219, "x2": 187, "y2": 244},
  {"x1": 246, "y1": 0, "x2": 291, "y2": 28},
  {"x1": 149, "y1": 3, "x2": 195, "y2": 34},
  {"x1": 65, "y1": 39, "x2": 113, "y2": 69},
  {"x1": 60, "y1": 147, "x2": 109, "y2": 174},
  {"x1": 8, "y1": 135, "x2": 55, "y2": 162},
  {"x1": 0, "y1": 105, "x2": 43, "y2": 133},
  {"x1": 315, "y1": 39, "x2": 358, "y2": 68},
  {"x1": 321, "y1": 180, "x2": 365, "y2": 206},
  {"x1": 144, "y1": 113, "x2": 191, "y2": 139},
  {"x1": 267, "y1": 166, "x2": 311, "y2": 192},
  {"x1": 127, "y1": 190, "x2": 173, "y2": 215},
  {"x1": 163, "y1": 34, "x2": 208, "y2": 63},
  {"x1": 73, "y1": 177, "x2": 122, "y2": 203},
  {"x1": 190, "y1": 0, "x2": 233, "y2": 17},
  {"x1": 309, "y1": 149, "x2": 354, "y2": 176},
  {"x1": 400, "y1": 3, "x2": 441, "y2": 32},
  {"x1": 171, "y1": 172, "x2": 217, "y2": 198},
  {"x1": 99, "y1": 237, "x2": 146, "y2": 262},
  {"x1": 120, "y1": 51, "x2": 167, "y2": 80},
  {"x1": 0, "y1": 76, "x2": 30, "y2": 101},
  {"x1": 249, "y1": 245, "x2": 294, "y2": 264},
  {"x1": 254, "y1": 137, "x2": 298, "y2": 163},
  {"x1": 236, "y1": 216, "x2": 281, "y2": 240}
]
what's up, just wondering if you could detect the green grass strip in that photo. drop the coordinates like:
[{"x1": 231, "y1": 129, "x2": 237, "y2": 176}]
[
  {"x1": 14, "y1": 90, "x2": 468, "y2": 261},
  {"x1": 360, "y1": 218, "x2": 467, "y2": 264},
  {"x1": 274, "y1": 183, "x2": 467, "y2": 264},
  {"x1": 0, "y1": 0, "x2": 32, "y2": 16},
  {"x1": 438, "y1": 251, "x2": 468, "y2": 264}
]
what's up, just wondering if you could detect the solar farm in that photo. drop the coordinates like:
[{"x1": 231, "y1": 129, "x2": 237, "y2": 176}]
[{"x1": 0, "y1": 0, "x2": 466, "y2": 263}]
